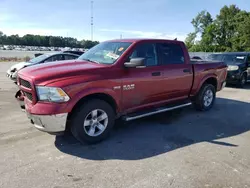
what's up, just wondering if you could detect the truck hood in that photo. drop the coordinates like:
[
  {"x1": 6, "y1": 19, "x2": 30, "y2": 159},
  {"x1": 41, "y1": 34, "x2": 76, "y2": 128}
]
[
  {"x1": 18, "y1": 60, "x2": 106, "y2": 85},
  {"x1": 224, "y1": 61, "x2": 243, "y2": 66}
]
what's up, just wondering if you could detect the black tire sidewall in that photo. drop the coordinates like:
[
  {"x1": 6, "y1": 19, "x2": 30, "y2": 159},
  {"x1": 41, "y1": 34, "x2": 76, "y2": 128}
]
[
  {"x1": 238, "y1": 74, "x2": 247, "y2": 88},
  {"x1": 71, "y1": 99, "x2": 115, "y2": 144},
  {"x1": 196, "y1": 84, "x2": 216, "y2": 111}
]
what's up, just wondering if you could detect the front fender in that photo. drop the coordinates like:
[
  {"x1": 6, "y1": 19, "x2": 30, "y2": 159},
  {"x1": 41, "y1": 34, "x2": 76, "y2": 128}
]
[{"x1": 66, "y1": 87, "x2": 121, "y2": 113}]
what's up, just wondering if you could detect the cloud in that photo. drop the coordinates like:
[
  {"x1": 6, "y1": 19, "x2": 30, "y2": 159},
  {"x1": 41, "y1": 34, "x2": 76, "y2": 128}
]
[{"x1": 100, "y1": 29, "x2": 187, "y2": 41}]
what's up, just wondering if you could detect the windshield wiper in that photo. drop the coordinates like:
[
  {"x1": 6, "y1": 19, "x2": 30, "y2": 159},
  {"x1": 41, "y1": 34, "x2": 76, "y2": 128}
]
[{"x1": 82, "y1": 58, "x2": 100, "y2": 64}]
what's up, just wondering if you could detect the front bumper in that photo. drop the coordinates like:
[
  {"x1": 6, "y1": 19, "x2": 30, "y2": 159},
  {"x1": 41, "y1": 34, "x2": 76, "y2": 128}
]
[
  {"x1": 221, "y1": 81, "x2": 226, "y2": 90},
  {"x1": 26, "y1": 112, "x2": 68, "y2": 133},
  {"x1": 226, "y1": 70, "x2": 241, "y2": 84}
]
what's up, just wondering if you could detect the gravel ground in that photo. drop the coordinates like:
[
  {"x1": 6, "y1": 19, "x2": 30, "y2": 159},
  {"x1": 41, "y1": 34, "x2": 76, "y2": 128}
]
[{"x1": 0, "y1": 62, "x2": 250, "y2": 188}]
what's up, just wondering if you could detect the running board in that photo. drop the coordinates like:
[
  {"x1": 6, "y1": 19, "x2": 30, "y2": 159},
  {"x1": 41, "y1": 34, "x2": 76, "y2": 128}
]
[{"x1": 124, "y1": 102, "x2": 192, "y2": 121}]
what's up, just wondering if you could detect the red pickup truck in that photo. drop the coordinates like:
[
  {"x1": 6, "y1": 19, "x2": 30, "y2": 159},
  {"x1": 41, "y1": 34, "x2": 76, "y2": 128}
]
[{"x1": 17, "y1": 39, "x2": 227, "y2": 144}]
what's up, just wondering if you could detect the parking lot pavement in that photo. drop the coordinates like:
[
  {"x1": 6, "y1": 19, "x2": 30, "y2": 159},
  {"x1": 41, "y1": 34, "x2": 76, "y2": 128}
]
[{"x1": 1, "y1": 62, "x2": 250, "y2": 188}]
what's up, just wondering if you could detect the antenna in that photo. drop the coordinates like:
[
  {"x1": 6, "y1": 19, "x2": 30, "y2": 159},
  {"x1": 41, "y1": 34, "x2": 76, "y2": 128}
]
[{"x1": 91, "y1": 1, "x2": 94, "y2": 41}]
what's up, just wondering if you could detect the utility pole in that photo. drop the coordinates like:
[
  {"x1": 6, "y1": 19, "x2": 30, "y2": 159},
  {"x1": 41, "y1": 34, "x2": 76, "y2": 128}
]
[
  {"x1": 120, "y1": 34, "x2": 122, "y2": 39},
  {"x1": 91, "y1": 1, "x2": 94, "y2": 41}
]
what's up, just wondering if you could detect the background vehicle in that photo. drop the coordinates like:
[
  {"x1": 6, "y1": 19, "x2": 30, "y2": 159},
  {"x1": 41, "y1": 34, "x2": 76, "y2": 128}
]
[
  {"x1": 34, "y1": 50, "x2": 84, "y2": 57},
  {"x1": 17, "y1": 39, "x2": 227, "y2": 144},
  {"x1": 63, "y1": 50, "x2": 85, "y2": 56},
  {"x1": 6, "y1": 52, "x2": 79, "y2": 82},
  {"x1": 207, "y1": 52, "x2": 250, "y2": 87}
]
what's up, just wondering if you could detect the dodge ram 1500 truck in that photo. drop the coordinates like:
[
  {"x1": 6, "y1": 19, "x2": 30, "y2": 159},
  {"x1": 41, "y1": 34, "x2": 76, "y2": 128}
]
[{"x1": 17, "y1": 39, "x2": 227, "y2": 144}]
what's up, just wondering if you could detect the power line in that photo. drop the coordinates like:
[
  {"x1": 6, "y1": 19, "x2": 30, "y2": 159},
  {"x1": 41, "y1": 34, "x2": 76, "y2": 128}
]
[{"x1": 91, "y1": 1, "x2": 94, "y2": 41}]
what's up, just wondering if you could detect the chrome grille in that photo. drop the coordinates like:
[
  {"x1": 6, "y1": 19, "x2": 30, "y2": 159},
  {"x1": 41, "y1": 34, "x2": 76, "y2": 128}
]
[
  {"x1": 23, "y1": 91, "x2": 33, "y2": 101},
  {"x1": 20, "y1": 78, "x2": 31, "y2": 89}
]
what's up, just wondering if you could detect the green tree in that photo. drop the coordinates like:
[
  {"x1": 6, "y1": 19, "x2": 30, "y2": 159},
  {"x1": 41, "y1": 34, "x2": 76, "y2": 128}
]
[
  {"x1": 185, "y1": 32, "x2": 197, "y2": 50},
  {"x1": 191, "y1": 10, "x2": 213, "y2": 36},
  {"x1": 185, "y1": 4, "x2": 250, "y2": 52},
  {"x1": 0, "y1": 31, "x2": 98, "y2": 48},
  {"x1": 215, "y1": 5, "x2": 241, "y2": 51}
]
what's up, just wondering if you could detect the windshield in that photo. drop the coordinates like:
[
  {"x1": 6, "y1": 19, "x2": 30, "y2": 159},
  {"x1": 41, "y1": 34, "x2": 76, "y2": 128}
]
[
  {"x1": 222, "y1": 54, "x2": 247, "y2": 63},
  {"x1": 206, "y1": 54, "x2": 224, "y2": 61},
  {"x1": 29, "y1": 54, "x2": 50, "y2": 64},
  {"x1": 78, "y1": 42, "x2": 132, "y2": 64}
]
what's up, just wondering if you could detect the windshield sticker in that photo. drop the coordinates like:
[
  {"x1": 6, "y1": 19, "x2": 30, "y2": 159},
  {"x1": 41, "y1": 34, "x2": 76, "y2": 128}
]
[
  {"x1": 118, "y1": 47, "x2": 124, "y2": 52},
  {"x1": 106, "y1": 52, "x2": 120, "y2": 59},
  {"x1": 236, "y1": 56, "x2": 245, "y2": 59}
]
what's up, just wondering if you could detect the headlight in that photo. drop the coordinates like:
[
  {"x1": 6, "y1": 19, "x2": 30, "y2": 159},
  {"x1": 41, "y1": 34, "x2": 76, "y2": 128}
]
[
  {"x1": 12, "y1": 71, "x2": 17, "y2": 78},
  {"x1": 10, "y1": 68, "x2": 17, "y2": 73},
  {"x1": 36, "y1": 86, "x2": 70, "y2": 102},
  {"x1": 227, "y1": 65, "x2": 239, "y2": 71}
]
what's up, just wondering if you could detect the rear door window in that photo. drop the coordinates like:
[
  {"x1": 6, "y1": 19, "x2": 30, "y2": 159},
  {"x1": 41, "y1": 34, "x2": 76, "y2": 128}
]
[
  {"x1": 157, "y1": 43, "x2": 185, "y2": 65},
  {"x1": 64, "y1": 54, "x2": 77, "y2": 60},
  {"x1": 44, "y1": 55, "x2": 63, "y2": 63}
]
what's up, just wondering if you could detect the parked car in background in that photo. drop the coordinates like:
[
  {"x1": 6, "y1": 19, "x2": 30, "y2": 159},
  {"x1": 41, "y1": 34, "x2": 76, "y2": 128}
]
[
  {"x1": 17, "y1": 39, "x2": 227, "y2": 144},
  {"x1": 6, "y1": 52, "x2": 80, "y2": 82},
  {"x1": 207, "y1": 52, "x2": 250, "y2": 87},
  {"x1": 63, "y1": 50, "x2": 85, "y2": 56},
  {"x1": 34, "y1": 50, "x2": 84, "y2": 58}
]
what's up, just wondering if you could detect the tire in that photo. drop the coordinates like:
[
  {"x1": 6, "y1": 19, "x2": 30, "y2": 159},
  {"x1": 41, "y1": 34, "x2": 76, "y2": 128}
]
[
  {"x1": 70, "y1": 99, "x2": 115, "y2": 144},
  {"x1": 237, "y1": 74, "x2": 247, "y2": 88},
  {"x1": 193, "y1": 84, "x2": 216, "y2": 111}
]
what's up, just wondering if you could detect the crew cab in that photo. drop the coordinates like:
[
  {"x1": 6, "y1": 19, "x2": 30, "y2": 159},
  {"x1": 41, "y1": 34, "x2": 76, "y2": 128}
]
[{"x1": 17, "y1": 39, "x2": 227, "y2": 144}]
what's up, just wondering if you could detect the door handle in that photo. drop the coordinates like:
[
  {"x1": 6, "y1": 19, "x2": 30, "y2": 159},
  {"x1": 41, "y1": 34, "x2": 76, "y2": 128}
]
[
  {"x1": 152, "y1": 72, "x2": 161, "y2": 76},
  {"x1": 183, "y1": 69, "x2": 192, "y2": 73}
]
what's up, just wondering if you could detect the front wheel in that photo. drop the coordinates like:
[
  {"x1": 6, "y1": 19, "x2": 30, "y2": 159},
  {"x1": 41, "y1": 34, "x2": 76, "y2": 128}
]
[
  {"x1": 193, "y1": 84, "x2": 216, "y2": 111},
  {"x1": 70, "y1": 99, "x2": 115, "y2": 144},
  {"x1": 237, "y1": 74, "x2": 247, "y2": 88}
]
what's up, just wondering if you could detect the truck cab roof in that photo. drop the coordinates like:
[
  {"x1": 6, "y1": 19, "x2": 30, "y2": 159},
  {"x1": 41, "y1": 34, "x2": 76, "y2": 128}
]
[{"x1": 106, "y1": 38, "x2": 183, "y2": 43}]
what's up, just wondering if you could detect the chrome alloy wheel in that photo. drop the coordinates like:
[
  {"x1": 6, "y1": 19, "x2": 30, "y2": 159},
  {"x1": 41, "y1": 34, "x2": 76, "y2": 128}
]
[
  {"x1": 203, "y1": 89, "x2": 214, "y2": 107},
  {"x1": 83, "y1": 109, "x2": 108, "y2": 137}
]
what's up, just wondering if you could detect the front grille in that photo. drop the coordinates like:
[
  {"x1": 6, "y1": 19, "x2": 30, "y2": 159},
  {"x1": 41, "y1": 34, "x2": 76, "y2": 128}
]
[
  {"x1": 23, "y1": 91, "x2": 33, "y2": 101},
  {"x1": 20, "y1": 78, "x2": 31, "y2": 89}
]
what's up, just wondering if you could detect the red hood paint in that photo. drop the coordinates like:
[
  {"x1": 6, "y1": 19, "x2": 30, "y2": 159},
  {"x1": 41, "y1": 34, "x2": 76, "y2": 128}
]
[{"x1": 18, "y1": 60, "x2": 107, "y2": 85}]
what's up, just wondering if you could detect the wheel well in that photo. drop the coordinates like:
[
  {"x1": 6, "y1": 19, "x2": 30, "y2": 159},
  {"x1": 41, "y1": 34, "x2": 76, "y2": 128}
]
[
  {"x1": 67, "y1": 93, "x2": 117, "y2": 122},
  {"x1": 204, "y1": 77, "x2": 217, "y2": 89}
]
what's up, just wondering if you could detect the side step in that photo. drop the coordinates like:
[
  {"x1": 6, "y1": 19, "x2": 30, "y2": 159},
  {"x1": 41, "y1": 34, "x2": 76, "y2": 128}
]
[{"x1": 124, "y1": 102, "x2": 192, "y2": 121}]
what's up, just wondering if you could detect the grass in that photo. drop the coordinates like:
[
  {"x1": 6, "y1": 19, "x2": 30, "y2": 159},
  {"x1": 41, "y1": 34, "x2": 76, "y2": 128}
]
[{"x1": 0, "y1": 56, "x2": 31, "y2": 62}]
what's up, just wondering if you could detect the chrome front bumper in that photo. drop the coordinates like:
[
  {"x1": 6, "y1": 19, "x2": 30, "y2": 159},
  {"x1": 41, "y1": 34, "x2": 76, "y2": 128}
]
[
  {"x1": 222, "y1": 81, "x2": 226, "y2": 89},
  {"x1": 26, "y1": 112, "x2": 68, "y2": 133}
]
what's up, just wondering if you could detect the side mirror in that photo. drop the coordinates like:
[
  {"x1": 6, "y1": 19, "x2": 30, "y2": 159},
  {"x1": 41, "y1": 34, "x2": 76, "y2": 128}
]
[{"x1": 124, "y1": 58, "x2": 145, "y2": 68}]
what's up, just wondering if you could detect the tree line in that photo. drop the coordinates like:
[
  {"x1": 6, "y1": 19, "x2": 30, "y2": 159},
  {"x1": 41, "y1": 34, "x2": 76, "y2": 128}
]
[
  {"x1": 185, "y1": 4, "x2": 250, "y2": 52},
  {"x1": 0, "y1": 31, "x2": 99, "y2": 49}
]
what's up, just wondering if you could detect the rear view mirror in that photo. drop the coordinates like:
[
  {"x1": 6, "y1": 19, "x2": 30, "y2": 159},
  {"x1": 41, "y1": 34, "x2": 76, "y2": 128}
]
[{"x1": 124, "y1": 58, "x2": 145, "y2": 68}]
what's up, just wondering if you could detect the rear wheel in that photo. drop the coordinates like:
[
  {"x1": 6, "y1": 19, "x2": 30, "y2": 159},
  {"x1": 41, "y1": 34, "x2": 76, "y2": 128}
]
[
  {"x1": 70, "y1": 99, "x2": 115, "y2": 144},
  {"x1": 193, "y1": 84, "x2": 216, "y2": 111}
]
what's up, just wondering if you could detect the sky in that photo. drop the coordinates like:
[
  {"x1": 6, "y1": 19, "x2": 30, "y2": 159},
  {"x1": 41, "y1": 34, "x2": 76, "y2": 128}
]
[{"x1": 0, "y1": 0, "x2": 250, "y2": 42}]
